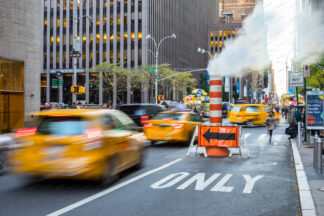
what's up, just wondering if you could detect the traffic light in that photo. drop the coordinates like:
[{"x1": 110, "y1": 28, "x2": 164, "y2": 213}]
[{"x1": 71, "y1": 85, "x2": 85, "y2": 94}]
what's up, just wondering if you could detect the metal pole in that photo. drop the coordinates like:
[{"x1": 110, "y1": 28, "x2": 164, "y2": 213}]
[
  {"x1": 155, "y1": 51, "x2": 158, "y2": 104},
  {"x1": 72, "y1": 0, "x2": 77, "y2": 104},
  {"x1": 314, "y1": 132, "x2": 323, "y2": 174}
]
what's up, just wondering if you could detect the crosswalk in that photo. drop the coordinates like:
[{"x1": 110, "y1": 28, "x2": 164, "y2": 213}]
[{"x1": 241, "y1": 133, "x2": 289, "y2": 145}]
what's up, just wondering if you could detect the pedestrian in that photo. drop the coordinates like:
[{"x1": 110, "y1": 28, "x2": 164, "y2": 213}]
[
  {"x1": 266, "y1": 111, "x2": 276, "y2": 141},
  {"x1": 288, "y1": 105, "x2": 297, "y2": 138}
]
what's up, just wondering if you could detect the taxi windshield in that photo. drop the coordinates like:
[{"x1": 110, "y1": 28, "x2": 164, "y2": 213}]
[
  {"x1": 37, "y1": 117, "x2": 88, "y2": 135},
  {"x1": 152, "y1": 113, "x2": 186, "y2": 121},
  {"x1": 231, "y1": 106, "x2": 242, "y2": 112},
  {"x1": 246, "y1": 106, "x2": 259, "y2": 112}
]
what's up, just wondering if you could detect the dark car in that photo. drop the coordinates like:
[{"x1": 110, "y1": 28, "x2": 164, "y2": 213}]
[
  {"x1": 0, "y1": 135, "x2": 14, "y2": 175},
  {"x1": 222, "y1": 103, "x2": 231, "y2": 118},
  {"x1": 117, "y1": 104, "x2": 167, "y2": 128}
]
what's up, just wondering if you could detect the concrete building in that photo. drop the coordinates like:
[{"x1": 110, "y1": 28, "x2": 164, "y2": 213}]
[
  {"x1": 219, "y1": 0, "x2": 258, "y2": 21},
  {"x1": 42, "y1": 0, "x2": 219, "y2": 106},
  {"x1": 0, "y1": 0, "x2": 42, "y2": 132}
]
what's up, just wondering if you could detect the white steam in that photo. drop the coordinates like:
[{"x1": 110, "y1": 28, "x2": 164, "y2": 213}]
[
  {"x1": 295, "y1": 6, "x2": 324, "y2": 64},
  {"x1": 207, "y1": 3, "x2": 269, "y2": 77},
  {"x1": 207, "y1": 1, "x2": 324, "y2": 78}
]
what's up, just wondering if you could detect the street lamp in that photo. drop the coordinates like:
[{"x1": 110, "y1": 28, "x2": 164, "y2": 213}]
[
  {"x1": 71, "y1": 0, "x2": 92, "y2": 104},
  {"x1": 146, "y1": 33, "x2": 176, "y2": 104},
  {"x1": 197, "y1": 47, "x2": 212, "y2": 59}
]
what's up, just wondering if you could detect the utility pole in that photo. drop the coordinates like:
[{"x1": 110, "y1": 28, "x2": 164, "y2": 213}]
[{"x1": 72, "y1": 0, "x2": 78, "y2": 104}]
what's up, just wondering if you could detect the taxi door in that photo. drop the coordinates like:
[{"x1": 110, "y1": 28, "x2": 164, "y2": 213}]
[
  {"x1": 186, "y1": 113, "x2": 203, "y2": 136},
  {"x1": 100, "y1": 114, "x2": 133, "y2": 171}
]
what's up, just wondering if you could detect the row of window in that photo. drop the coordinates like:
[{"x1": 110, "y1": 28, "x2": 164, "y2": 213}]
[{"x1": 45, "y1": 0, "x2": 136, "y2": 10}]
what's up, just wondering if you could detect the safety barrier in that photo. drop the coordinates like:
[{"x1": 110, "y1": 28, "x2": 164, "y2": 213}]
[
  {"x1": 314, "y1": 133, "x2": 323, "y2": 174},
  {"x1": 187, "y1": 125, "x2": 246, "y2": 157}
]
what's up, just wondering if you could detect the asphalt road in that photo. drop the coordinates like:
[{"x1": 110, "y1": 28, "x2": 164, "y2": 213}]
[{"x1": 0, "y1": 122, "x2": 301, "y2": 216}]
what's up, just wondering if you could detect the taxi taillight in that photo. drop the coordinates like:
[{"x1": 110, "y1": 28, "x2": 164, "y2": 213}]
[
  {"x1": 173, "y1": 124, "x2": 184, "y2": 129},
  {"x1": 85, "y1": 128, "x2": 103, "y2": 139},
  {"x1": 143, "y1": 123, "x2": 153, "y2": 128},
  {"x1": 140, "y1": 115, "x2": 150, "y2": 124},
  {"x1": 14, "y1": 128, "x2": 37, "y2": 138}
]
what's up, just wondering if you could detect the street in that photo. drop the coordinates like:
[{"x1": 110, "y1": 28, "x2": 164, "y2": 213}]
[{"x1": 0, "y1": 123, "x2": 301, "y2": 216}]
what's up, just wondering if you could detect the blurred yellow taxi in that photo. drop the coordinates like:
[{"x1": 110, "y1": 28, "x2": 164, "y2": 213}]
[
  {"x1": 143, "y1": 111, "x2": 203, "y2": 143},
  {"x1": 228, "y1": 104, "x2": 279, "y2": 126},
  {"x1": 9, "y1": 109, "x2": 146, "y2": 185}
]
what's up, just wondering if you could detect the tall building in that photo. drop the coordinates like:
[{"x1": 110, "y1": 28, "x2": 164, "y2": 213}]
[
  {"x1": 220, "y1": 0, "x2": 258, "y2": 21},
  {"x1": 42, "y1": 0, "x2": 219, "y2": 106},
  {"x1": 0, "y1": 0, "x2": 42, "y2": 133}
]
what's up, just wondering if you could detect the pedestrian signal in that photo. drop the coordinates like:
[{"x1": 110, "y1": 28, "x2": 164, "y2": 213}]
[{"x1": 71, "y1": 85, "x2": 86, "y2": 94}]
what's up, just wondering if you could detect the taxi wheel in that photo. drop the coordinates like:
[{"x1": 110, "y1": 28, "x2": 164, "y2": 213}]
[
  {"x1": 134, "y1": 149, "x2": 144, "y2": 170},
  {"x1": 246, "y1": 121, "x2": 254, "y2": 127},
  {"x1": 101, "y1": 156, "x2": 119, "y2": 187}
]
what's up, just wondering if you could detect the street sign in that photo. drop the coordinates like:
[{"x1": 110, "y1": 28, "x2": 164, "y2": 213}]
[
  {"x1": 52, "y1": 78, "x2": 58, "y2": 88},
  {"x1": 289, "y1": 73, "x2": 304, "y2": 87},
  {"x1": 56, "y1": 71, "x2": 63, "y2": 79},
  {"x1": 306, "y1": 91, "x2": 324, "y2": 130},
  {"x1": 236, "y1": 81, "x2": 240, "y2": 95},
  {"x1": 224, "y1": 75, "x2": 230, "y2": 92},
  {"x1": 59, "y1": 79, "x2": 63, "y2": 86},
  {"x1": 304, "y1": 64, "x2": 310, "y2": 78},
  {"x1": 198, "y1": 126, "x2": 239, "y2": 147},
  {"x1": 244, "y1": 85, "x2": 247, "y2": 97},
  {"x1": 148, "y1": 68, "x2": 155, "y2": 73}
]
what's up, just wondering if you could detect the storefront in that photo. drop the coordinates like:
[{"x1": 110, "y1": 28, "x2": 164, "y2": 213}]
[{"x1": 0, "y1": 59, "x2": 24, "y2": 132}]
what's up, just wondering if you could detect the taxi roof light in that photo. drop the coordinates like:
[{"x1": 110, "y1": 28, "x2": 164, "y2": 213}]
[{"x1": 140, "y1": 115, "x2": 149, "y2": 119}]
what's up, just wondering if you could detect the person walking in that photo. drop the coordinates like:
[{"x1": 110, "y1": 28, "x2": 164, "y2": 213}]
[
  {"x1": 288, "y1": 105, "x2": 297, "y2": 138},
  {"x1": 266, "y1": 111, "x2": 276, "y2": 141}
]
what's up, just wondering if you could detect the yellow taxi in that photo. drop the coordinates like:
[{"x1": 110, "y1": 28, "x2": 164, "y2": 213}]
[
  {"x1": 228, "y1": 104, "x2": 279, "y2": 126},
  {"x1": 143, "y1": 111, "x2": 203, "y2": 143},
  {"x1": 8, "y1": 109, "x2": 146, "y2": 185}
]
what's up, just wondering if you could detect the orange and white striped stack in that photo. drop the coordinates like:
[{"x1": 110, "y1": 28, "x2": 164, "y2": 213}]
[
  {"x1": 207, "y1": 75, "x2": 229, "y2": 156},
  {"x1": 209, "y1": 75, "x2": 223, "y2": 126}
]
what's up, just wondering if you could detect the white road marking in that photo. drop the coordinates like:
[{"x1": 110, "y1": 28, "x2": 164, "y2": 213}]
[
  {"x1": 258, "y1": 134, "x2": 267, "y2": 142},
  {"x1": 242, "y1": 175, "x2": 263, "y2": 194},
  {"x1": 47, "y1": 158, "x2": 182, "y2": 216},
  {"x1": 176, "y1": 173, "x2": 221, "y2": 191},
  {"x1": 291, "y1": 139, "x2": 316, "y2": 216},
  {"x1": 150, "y1": 172, "x2": 190, "y2": 189},
  {"x1": 210, "y1": 174, "x2": 234, "y2": 192}
]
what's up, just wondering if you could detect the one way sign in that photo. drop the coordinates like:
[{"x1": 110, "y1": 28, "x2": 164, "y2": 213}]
[{"x1": 198, "y1": 126, "x2": 239, "y2": 148}]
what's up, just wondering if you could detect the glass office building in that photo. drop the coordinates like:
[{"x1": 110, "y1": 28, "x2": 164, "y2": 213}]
[{"x1": 42, "y1": 0, "x2": 219, "y2": 105}]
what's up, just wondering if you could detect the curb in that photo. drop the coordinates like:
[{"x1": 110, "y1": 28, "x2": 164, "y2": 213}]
[{"x1": 290, "y1": 139, "x2": 317, "y2": 216}]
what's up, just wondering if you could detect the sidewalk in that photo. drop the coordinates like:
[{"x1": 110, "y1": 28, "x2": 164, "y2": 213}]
[{"x1": 291, "y1": 138, "x2": 324, "y2": 216}]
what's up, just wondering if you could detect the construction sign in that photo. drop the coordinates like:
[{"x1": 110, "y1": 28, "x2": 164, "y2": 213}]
[{"x1": 198, "y1": 126, "x2": 239, "y2": 148}]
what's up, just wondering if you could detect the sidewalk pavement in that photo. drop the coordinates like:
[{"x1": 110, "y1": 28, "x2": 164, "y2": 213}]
[{"x1": 292, "y1": 137, "x2": 324, "y2": 216}]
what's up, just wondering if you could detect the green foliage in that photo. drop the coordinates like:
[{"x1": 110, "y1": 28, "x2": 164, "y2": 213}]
[{"x1": 306, "y1": 55, "x2": 324, "y2": 90}]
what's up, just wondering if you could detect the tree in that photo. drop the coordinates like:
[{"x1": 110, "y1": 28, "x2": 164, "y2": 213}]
[{"x1": 306, "y1": 56, "x2": 324, "y2": 90}]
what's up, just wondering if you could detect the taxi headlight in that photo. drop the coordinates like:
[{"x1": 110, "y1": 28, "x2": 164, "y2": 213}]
[{"x1": 83, "y1": 141, "x2": 102, "y2": 151}]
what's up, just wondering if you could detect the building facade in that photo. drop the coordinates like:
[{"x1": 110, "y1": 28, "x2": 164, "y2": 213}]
[
  {"x1": 219, "y1": 0, "x2": 258, "y2": 21},
  {"x1": 42, "y1": 0, "x2": 219, "y2": 106},
  {"x1": 0, "y1": 0, "x2": 42, "y2": 132}
]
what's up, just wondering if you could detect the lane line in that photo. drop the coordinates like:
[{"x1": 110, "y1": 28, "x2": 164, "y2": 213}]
[
  {"x1": 47, "y1": 158, "x2": 183, "y2": 216},
  {"x1": 291, "y1": 139, "x2": 316, "y2": 216}
]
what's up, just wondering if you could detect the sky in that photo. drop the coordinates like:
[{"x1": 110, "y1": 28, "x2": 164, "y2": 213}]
[{"x1": 264, "y1": 0, "x2": 296, "y2": 97}]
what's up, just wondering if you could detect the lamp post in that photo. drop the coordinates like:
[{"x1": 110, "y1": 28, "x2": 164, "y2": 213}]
[
  {"x1": 197, "y1": 47, "x2": 212, "y2": 59},
  {"x1": 146, "y1": 33, "x2": 176, "y2": 104},
  {"x1": 72, "y1": 0, "x2": 91, "y2": 104}
]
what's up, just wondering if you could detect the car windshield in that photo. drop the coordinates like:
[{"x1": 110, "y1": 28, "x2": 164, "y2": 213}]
[
  {"x1": 152, "y1": 113, "x2": 186, "y2": 121},
  {"x1": 37, "y1": 117, "x2": 88, "y2": 135},
  {"x1": 231, "y1": 106, "x2": 242, "y2": 112},
  {"x1": 118, "y1": 106, "x2": 147, "y2": 115},
  {"x1": 264, "y1": 107, "x2": 270, "y2": 112},
  {"x1": 246, "y1": 106, "x2": 259, "y2": 112}
]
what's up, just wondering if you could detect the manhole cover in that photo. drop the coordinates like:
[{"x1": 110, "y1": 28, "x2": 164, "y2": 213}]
[
  {"x1": 318, "y1": 188, "x2": 324, "y2": 192},
  {"x1": 249, "y1": 161, "x2": 278, "y2": 166}
]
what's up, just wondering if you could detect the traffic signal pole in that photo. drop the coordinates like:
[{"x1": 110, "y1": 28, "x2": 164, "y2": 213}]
[{"x1": 72, "y1": 0, "x2": 77, "y2": 104}]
